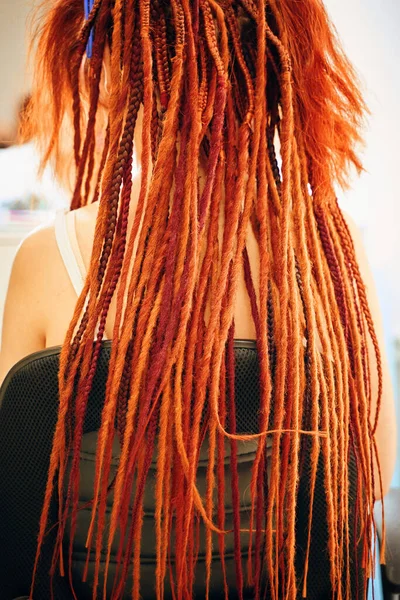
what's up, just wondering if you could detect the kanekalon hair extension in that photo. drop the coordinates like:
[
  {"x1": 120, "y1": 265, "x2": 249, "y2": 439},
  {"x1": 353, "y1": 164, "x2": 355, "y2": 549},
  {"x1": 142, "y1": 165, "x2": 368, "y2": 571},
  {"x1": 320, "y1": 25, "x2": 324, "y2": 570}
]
[{"x1": 23, "y1": 0, "x2": 384, "y2": 598}]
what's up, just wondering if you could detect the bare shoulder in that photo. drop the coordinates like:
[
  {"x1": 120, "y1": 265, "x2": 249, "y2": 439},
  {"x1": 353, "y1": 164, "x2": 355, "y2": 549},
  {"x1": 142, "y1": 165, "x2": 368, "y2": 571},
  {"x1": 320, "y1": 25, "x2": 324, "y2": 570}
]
[
  {"x1": 16, "y1": 224, "x2": 57, "y2": 268},
  {"x1": 13, "y1": 223, "x2": 71, "y2": 296},
  {"x1": 341, "y1": 210, "x2": 384, "y2": 334},
  {"x1": 0, "y1": 223, "x2": 62, "y2": 385},
  {"x1": 5, "y1": 224, "x2": 61, "y2": 309},
  {"x1": 341, "y1": 209, "x2": 397, "y2": 497},
  {"x1": 340, "y1": 210, "x2": 368, "y2": 265}
]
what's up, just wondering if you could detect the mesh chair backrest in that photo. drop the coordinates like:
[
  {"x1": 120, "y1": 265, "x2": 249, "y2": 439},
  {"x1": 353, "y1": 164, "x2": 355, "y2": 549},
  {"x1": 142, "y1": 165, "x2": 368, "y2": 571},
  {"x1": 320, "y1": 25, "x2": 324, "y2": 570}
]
[{"x1": 0, "y1": 342, "x2": 364, "y2": 599}]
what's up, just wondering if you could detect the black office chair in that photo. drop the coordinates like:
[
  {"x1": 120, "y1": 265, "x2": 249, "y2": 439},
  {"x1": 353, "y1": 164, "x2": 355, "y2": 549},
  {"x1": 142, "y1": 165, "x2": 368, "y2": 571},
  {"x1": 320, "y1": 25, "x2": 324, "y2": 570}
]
[{"x1": 0, "y1": 341, "x2": 389, "y2": 599}]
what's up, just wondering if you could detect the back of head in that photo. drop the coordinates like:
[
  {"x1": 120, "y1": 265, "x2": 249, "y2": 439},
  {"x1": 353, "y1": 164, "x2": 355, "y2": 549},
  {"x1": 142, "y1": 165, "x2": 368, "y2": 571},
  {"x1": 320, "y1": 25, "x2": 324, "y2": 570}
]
[{"x1": 23, "y1": 1, "x2": 381, "y2": 599}]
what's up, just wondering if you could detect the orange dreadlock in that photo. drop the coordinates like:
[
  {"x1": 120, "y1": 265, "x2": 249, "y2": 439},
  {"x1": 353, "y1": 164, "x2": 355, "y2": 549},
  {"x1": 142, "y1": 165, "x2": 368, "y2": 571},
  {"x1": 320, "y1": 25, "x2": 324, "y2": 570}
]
[{"x1": 22, "y1": 0, "x2": 384, "y2": 598}]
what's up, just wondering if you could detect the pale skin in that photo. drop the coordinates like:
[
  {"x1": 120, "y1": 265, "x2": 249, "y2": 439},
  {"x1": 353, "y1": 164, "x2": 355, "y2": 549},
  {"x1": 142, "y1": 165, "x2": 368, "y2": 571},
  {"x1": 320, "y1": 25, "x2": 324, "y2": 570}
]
[{"x1": 0, "y1": 105, "x2": 397, "y2": 501}]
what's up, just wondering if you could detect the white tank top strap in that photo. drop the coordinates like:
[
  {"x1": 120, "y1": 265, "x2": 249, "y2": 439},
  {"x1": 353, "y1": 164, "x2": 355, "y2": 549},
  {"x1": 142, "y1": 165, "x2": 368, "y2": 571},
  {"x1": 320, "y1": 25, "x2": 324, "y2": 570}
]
[
  {"x1": 68, "y1": 210, "x2": 87, "y2": 280},
  {"x1": 54, "y1": 208, "x2": 106, "y2": 341},
  {"x1": 54, "y1": 209, "x2": 86, "y2": 297}
]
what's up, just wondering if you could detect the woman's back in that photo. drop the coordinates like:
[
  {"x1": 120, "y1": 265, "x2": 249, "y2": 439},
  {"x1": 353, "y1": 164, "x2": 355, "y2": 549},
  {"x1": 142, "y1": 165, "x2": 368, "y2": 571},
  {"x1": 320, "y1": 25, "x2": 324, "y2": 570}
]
[
  {"x1": 2, "y1": 195, "x2": 395, "y2": 497},
  {"x1": 40, "y1": 194, "x2": 259, "y2": 347}
]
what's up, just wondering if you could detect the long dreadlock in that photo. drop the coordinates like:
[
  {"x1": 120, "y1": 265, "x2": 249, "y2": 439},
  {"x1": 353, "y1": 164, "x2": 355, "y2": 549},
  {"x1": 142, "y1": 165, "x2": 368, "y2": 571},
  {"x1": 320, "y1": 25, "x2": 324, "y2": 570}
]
[{"x1": 23, "y1": 0, "x2": 384, "y2": 598}]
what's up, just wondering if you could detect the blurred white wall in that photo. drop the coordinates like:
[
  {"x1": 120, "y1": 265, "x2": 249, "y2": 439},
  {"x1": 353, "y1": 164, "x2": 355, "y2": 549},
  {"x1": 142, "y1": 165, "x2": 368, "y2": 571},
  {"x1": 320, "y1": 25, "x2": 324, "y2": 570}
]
[
  {"x1": 0, "y1": 0, "x2": 32, "y2": 136},
  {"x1": 326, "y1": 0, "x2": 400, "y2": 331}
]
